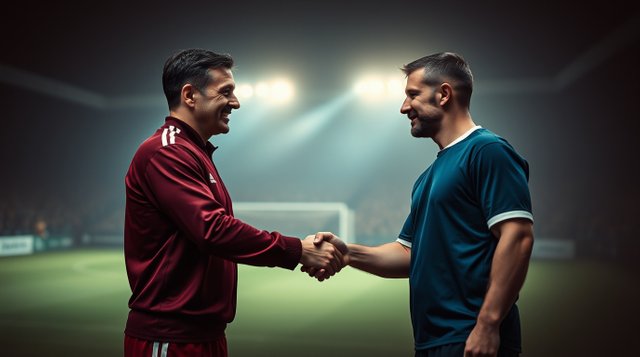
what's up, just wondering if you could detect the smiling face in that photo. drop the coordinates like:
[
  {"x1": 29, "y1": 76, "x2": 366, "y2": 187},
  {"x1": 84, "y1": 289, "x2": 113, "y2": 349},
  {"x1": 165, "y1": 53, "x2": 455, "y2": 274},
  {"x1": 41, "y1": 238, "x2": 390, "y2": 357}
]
[
  {"x1": 193, "y1": 67, "x2": 240, "y2": 137},
  {"x1": 400, "y1": 68, "x2": 444, "y2": 138}
]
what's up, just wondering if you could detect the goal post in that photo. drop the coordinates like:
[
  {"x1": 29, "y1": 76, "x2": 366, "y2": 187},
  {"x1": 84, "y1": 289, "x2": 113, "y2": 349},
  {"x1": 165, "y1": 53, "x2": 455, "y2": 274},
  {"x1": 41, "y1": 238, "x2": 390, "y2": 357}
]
[{"x1": 233, "y1": 202, "x2": 355, "y2": 243}]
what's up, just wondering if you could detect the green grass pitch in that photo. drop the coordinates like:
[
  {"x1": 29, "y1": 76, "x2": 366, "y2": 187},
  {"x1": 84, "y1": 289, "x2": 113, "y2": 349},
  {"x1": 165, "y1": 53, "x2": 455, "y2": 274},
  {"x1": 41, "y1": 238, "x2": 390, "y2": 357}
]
[{"x1": 0, "y1": 249, "x2": 637, "y2": 356}]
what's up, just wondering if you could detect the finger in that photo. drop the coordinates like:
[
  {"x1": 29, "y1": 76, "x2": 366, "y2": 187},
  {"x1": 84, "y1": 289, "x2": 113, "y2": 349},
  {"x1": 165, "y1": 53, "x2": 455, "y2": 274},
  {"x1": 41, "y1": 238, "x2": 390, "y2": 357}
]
[
  {"x1": 314, "y1": 232, "x2": 334, "y2": 245},
  {"x1": 312, "y1": 243, "x2": 336, "y2": 277},
  {"x1": 320, "y1": 232, "x2": 348, "y2": 254},
  {"x1": 323, "y1": 263, "x2": 335, "y2": 277},
  {"x1": 331, "y1": 247, "x2": 345, "y2": 273},
  {"x1": 314, "y1": 268, "x2": 326, "y2": 280},
  {"x1": 317, "y1": 270, "x2": 332, "y2": 282},
  {"x1": 324, "y1": 244, "x2": 342, "y2": 274},
  {"x1": 322, "y1": 258, "x2": 336, "y2": 277},
  {"x1": 301, "y1": 266, "x2": 317, "y2": 277},
  {"x1": 306, "y1": 267, "x2": 318, "y2": 277},
  {"x1": 313, "y1": 232, "x2": 326, "y2": 245}
]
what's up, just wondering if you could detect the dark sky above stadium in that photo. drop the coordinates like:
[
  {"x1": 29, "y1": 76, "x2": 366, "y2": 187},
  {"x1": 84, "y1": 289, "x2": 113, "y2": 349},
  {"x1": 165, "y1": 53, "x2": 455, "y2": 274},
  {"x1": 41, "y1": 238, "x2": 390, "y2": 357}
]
[{"x1": 2, "y1": 0, "x2": 638, "y2": 97}]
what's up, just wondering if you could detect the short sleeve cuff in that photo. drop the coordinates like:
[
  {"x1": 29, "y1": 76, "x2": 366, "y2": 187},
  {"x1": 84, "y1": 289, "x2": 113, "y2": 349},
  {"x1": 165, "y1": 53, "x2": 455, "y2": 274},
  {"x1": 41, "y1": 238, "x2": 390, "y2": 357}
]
[
  {"x1": 487, "y1": 210, "x2": 534, "y2": 229},
  {"x1": 396, "y1": 238, "x2": 412, "y2": 248}
]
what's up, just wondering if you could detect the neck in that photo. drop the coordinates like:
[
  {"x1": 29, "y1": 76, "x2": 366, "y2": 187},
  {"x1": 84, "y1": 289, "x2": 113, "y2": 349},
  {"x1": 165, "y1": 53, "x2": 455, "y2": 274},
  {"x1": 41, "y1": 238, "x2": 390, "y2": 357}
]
[
  {"x1": 433, "y1": 110, "x2": 475, "y2": 150},
  {"x1": 169, "y1": 109, "x2": 210, "y2": 144}
]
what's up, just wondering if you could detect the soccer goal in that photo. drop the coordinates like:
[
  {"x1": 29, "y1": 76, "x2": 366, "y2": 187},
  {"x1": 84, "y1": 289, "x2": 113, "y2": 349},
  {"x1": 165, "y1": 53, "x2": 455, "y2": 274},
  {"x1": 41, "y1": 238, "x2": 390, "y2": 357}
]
[{"x1": 233, "y1": 202, "x2": 355, "y2": 243}]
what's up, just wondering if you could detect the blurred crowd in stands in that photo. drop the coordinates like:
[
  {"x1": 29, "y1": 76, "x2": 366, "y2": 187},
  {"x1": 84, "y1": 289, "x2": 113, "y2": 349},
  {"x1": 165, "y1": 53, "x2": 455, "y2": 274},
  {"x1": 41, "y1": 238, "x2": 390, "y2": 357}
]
[
  {"x1": 0, "y1": 192, "x2": 91, "y2": 246},
  {"x1": 1, "y1": 185, "x2": 637, "y2": 265},
  {"x1": 0, "y1": 194, "x2": 77, "y2": 237}
]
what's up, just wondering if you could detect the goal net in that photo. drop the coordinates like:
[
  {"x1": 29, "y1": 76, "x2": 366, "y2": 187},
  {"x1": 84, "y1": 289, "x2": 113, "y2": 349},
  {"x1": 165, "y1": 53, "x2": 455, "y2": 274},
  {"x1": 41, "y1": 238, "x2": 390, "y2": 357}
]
[{"x1": 233, "y1": 202, "x2": 355, "y2": 243}]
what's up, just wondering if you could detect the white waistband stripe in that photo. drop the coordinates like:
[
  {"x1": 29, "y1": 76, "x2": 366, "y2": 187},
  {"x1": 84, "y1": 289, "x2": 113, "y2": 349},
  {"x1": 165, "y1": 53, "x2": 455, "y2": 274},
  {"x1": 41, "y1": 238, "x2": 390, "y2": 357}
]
[
  {"x1": 152, "y1": 342, "x2": 159, "y2": 357},
  {"x1": 160, "y1": 342, "x2": 169, "y2": 357}
]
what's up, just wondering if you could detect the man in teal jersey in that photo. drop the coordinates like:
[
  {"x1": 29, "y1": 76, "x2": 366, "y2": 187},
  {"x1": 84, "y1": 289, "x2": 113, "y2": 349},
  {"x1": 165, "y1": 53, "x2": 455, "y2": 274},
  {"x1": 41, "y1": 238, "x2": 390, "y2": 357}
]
[{"x1": 306, "y1": 53, "x2": 534, "y2": 357}]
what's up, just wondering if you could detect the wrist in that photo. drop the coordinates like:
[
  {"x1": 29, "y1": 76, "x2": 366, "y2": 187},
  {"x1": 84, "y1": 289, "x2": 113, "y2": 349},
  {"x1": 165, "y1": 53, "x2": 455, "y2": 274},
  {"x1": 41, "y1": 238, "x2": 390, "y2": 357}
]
[
  {"x1": 344, "y1": 245, "x2": 358, "y2": 267},
  {"x1": 476, "y1": 311, "x2": 501, "y2": 329},
  {"x1": 299, "y1": 237, "x2": 313, "y2": 263}
]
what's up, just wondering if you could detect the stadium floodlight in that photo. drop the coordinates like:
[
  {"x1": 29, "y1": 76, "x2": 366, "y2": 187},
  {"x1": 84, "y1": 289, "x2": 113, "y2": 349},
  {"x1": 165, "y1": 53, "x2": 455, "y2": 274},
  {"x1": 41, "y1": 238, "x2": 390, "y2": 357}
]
[
  {"x1": 269, "y1": 79, "x2": 294, "y2": 103},
  {"x1": 248, "y1": 79, "x2": 295, "y2": 105},
  {"x1": 235, "y1": 83, "x2": 254, "y2": 100},
  {"x1": 354, "y1": 77, "x2": 386, "y2": 97},
  {"x1": 255, "y1": 82, "x2": 270, "y2": 98},
  {"x1": 354, "y1": 75, "x2": 406, "y2": 101},
  {"x1": 387, "y1": 78, "x2": 405, "y2": 95}
]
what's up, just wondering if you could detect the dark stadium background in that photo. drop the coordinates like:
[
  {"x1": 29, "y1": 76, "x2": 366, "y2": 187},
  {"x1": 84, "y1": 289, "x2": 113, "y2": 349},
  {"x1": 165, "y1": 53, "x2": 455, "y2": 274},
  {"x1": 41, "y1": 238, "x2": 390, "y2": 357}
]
[{"x1": 1, "y1": 1, "x2": 638, "y2": 356}]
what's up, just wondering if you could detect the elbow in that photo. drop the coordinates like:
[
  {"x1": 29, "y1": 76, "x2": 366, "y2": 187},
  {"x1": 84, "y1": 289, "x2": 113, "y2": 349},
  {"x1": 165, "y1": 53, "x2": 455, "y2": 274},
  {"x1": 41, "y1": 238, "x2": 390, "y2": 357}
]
[{"x1": 188, "y1": 209, "x2": 234, "y2": 252}]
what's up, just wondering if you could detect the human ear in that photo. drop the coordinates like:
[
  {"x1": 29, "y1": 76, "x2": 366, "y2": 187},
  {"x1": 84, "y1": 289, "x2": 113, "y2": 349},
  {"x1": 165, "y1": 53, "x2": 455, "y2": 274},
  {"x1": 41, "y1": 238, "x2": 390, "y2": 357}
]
[
  {"x1": 439, "y1": 83, "x2": 453, "y2": 107},
  {"x1": 181, "y1": 83, "x2": 197, "y2": 108}
]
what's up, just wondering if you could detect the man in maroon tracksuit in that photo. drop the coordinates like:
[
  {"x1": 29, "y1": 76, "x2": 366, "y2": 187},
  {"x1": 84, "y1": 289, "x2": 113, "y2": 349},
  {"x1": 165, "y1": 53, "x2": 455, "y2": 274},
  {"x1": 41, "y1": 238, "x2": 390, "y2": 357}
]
[{"x1": 123, "y1": 49, "x2": 347, "y2": 357}]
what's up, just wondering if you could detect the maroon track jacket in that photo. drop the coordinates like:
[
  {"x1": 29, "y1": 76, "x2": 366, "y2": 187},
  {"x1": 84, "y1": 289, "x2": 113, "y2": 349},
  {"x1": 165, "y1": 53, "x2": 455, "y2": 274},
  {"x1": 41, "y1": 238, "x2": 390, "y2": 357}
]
[{"x1": 124, "y1": 117, "x2": 302, "y2": 342}]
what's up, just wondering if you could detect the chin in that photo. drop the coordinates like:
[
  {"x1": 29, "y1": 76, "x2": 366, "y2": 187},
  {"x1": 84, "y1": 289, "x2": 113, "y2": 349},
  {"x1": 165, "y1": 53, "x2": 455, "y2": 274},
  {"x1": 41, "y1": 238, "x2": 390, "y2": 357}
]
[
  {"x1": 217, "y1": 123, "x2": 230, "y2": 134},
  {"x1": 411, "y1": 118, "x2": 440, "y2": 138},
  {"x1": 209, "y1": 126, "x2": 229, "y2": 136},
  {"x1": 411, "y1": 127, "x2": 428, "y2": 138}
]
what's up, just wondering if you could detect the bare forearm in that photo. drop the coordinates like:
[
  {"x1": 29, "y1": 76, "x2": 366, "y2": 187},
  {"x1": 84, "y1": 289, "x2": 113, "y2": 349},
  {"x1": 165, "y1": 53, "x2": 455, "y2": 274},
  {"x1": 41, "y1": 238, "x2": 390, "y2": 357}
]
[
  {"x1": 347, "y1": 242, "x2": 411, "y2": 278},
  {"x1": 477, "y1": 223, "x2": 534, "y2": 326}
]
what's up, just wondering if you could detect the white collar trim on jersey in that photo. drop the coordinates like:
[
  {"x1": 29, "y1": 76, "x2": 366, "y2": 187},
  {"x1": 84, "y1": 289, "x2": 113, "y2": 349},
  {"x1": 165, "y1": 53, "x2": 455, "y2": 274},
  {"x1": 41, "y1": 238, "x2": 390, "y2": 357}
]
[{"x1": 442, "y1": 125, "x2": 482, "y2": 151}]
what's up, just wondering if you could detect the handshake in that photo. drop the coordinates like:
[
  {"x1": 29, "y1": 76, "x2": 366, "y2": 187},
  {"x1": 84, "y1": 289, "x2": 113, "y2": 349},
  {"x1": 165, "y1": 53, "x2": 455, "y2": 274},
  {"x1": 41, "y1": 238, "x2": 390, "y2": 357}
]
[{"x1": 299, "y1": 232, "x2": 349, "y2": 282}]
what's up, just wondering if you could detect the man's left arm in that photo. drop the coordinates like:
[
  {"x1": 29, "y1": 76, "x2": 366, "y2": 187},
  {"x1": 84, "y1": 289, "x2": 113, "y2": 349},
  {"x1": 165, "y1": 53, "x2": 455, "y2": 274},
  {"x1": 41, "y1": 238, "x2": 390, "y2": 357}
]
[{"x1": 464, "y1": 218, "x2": 534, "y2": 357}]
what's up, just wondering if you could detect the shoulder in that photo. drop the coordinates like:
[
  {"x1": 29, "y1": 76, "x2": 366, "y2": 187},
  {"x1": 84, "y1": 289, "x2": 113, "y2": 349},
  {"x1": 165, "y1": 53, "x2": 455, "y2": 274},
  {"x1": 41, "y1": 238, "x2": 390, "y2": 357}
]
[
  {"x1": 467, "y1": 129, "x2": 524, "y2": 162},
  {"x1": 133, "y1": 127, "x2": 202, "y2": 169},
  {"x1": 466, "y1": 128, "x2": 507, "y2": 149}
]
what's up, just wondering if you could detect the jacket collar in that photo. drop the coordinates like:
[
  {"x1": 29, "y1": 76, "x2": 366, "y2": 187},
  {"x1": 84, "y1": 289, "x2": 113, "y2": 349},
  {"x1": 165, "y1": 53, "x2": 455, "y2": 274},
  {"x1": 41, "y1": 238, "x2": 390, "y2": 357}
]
[{"x1": 164, "y1": 116, "x2": 218, "y2": 155}]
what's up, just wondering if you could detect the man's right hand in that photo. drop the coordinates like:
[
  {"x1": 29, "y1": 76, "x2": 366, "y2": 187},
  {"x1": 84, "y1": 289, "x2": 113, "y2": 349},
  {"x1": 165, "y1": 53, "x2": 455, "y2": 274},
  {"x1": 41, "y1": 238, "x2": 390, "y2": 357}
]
[
  {"x1": 300, "y1": 232, "x2": 349, "y2": 281},
  {"x1": 299, "y1": 233, "x2": 346, "y2": 278}
]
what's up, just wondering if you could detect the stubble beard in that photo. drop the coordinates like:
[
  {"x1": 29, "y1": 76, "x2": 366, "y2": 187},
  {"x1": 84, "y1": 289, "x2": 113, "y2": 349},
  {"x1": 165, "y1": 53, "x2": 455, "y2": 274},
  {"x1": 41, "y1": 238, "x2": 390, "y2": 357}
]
[{"x1": 411, "y1": 114, "x2": 441, "y2": 138}]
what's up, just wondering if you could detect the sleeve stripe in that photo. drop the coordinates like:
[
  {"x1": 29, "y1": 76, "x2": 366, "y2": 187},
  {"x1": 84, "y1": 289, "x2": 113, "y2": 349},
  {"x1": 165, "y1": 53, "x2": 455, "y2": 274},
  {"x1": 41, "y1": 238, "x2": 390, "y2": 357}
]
[
  {"x1": 396, "y1": 238, "x2": 412, "y2": 248},
  {"x1": 487, "y1": 210, "x2": 534, "y2": 228}
]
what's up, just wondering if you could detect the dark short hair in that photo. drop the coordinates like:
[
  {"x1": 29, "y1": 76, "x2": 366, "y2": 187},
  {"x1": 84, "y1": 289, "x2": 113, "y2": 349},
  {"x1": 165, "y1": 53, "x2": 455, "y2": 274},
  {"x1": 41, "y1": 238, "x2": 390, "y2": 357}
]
[
  {"x1": 402, "y1": 52, "x2": 473, "y2": 108},
  {"x1": 162, "y1": 49, "x2": 234, "y2": 109}
]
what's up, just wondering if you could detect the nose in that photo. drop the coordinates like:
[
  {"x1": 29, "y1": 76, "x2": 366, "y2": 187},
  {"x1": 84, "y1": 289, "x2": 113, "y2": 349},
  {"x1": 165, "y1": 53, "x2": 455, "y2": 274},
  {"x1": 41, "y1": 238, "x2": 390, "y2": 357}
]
[
  {"x1": 229, "y1": 94, "x2": 240, "y2": 109},
  {"x1": 400, "y1": 97, "x2": 411, "y2": 114}
]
